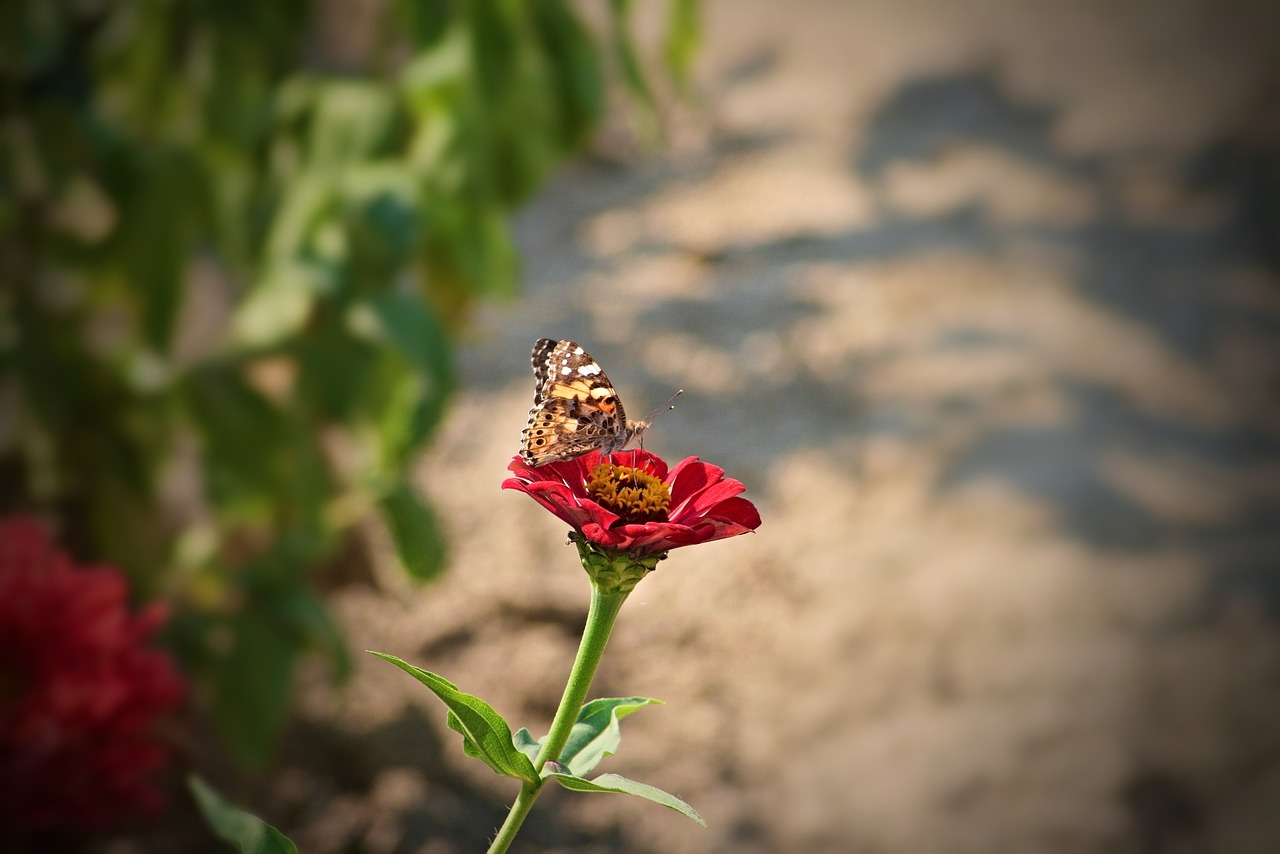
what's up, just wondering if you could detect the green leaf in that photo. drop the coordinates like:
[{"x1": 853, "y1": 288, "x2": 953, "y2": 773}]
[
  {"x1": 212, "y1": 608, "x2": 299, "y2": 771},
  {"x1": 340, "y1": 164, "x2": 423, "y2": 285},
  {"x1": 512, "y1": 727, "x2": 541, "y2": 763},
  {"x1": 424, "y1": 207, "x2": 520, "y2": 301},
  {"x1": 189, "y1": 776, "x2": 298, "y2": 854},
  {"x1": 377, "y1": 479, "x2": 447, "y2": 581},
  {"x1": 308, "y1": 81, "x2": 400, "y2": 169},
  {"x1": 113, "y1": 148, "x2": 208, "y2": 352},
  {"x1": 356, "y1": 290, "x2": 455, "y2": 467},
  {"x1": 262, "y1": 171, "x2": 339, "y2": 267},
  {"x1": 467, "y1": 0, "x2": 517, "y2": 106},
  {"x1": 369, "y1": 652, "x2": 538, "y2": 782},
  {"x1": 607, "y1": 0, "x2": 655, "y2": 110},
  {"x1": 293, "y1": 321, "x2": 380, "y2": 421},
  {"x1": 233, "y1": 261, "x2": 323, "y2": 347},
  {"x1": 530, "y1": 0, "x2": 604, "y2": 149},
  {"x1": 559, "y1": 697, "x2": 663, "y2": 777},
  {"x1": 389, "y1": 0, "x2": 452, "y2": 46},
  {"x1": 361, "y1": 291, "x2": 452, "y2": 385},
  {"x1": 543, "y1": 767, "x2": 706, "y2": 826},
  {"x1": 663, "y1": 0, "x2": 700, "y2": 89},
  {"x1": 276, "y1": 585, "x2": 353, "y2": 682},
  {"x1": 399, "y1": 24, "x2": 468, "y2": 122},
  {"x1": 185, "y1": 363, "x2": 333, "y2": 531}
]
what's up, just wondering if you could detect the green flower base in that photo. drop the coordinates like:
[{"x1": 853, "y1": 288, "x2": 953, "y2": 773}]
[{"x1": 570, "y1": 532, "x2": 666, "y2": 593}]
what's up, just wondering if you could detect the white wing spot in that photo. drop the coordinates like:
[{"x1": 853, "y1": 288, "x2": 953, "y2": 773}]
[
  {"x1": 577, "y1": 364, "x2": 601, "y2": 376},
  {"x1": 573, "y1": 346, "x2": 584, "y2": 355},
  {"x1": 560, "y1": 366, "x2": 572, "y2": 375}
]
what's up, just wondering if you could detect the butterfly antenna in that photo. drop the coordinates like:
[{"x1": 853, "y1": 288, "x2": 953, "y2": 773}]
[
  {"x1": 642, "y1": 389, "x2": 684, "y2": 424},
  {"x1": 636, "y1": 390, "x2": 682, "y2": 455}
]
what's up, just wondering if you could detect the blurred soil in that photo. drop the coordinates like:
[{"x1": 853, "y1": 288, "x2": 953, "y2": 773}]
[{"x1": 232, "y1": 1, "x2": 1280, "y2": 852}]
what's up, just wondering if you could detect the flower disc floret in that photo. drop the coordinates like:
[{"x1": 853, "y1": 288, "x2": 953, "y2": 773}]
[{"x1": 587, "y1": 463, "x2": 670, "y2": 523}]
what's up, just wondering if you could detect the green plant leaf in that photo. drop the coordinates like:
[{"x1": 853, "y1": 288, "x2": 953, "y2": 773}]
[
  {"x1": 189, "y1": 775, "x2": 298, "y2": 854},
  {"x1": 512, "y1": 727, "x2": 541, "y2": 763},
  {"x1": 233, "y1": 261, "x2": 323, "y2": 347},
  {"x1": 467, "y1": 0, "x2": 517, "y2": 105},
  {"x1": 389, "y1": 0, "x2": 452, "y2": 46},
  {"x1": 663, "y1": 0, "x2": 700, "y2": 89},
  {"x1": 377, "y1": 478, "x2": 447, "y2": 581},
  {"x1": 530, "y1": 0, "x2": 603, "y2": 149},
  {"x1": 293, "y1": 321, "x2": 380, "y2": 421},
  {"x1": 559, "y1": 696, "x2": 663, "y2": 777},
  {"x1": 358, "y1": 290, "x2": 454, "y2": 468},
  {"x1": 369, "y1": 652, "x2": 537, "y2": 782},
  {"x1": 341, "y1": 164, "x2": 423, "y2": 286},
  {"x1": 185, "y1": 362, "x2": 334, "y2": 534},
  {"x1": 262, "y1": 172, "x2": 340, "y2": 269},
  {"x1": 308, "y1": 80, "x2": 400, "y2": 169},
  {"x1": 276, "y1": 585, "x2": 353, "y2": 682},
  {"x1": 362, "y1": 291, "x2": 452, "y2": 386},
  {"x1": 120, "y1": 148, "x2": 207, "y2": 353},
  {"x1": 543, "y1": 766, "x2": 705, "y2": 826},
  {"x1": 607, "y1": 0, "x2": 655, "y2": 110},
  {"x1": 211, "y1": 607, "x2": 299, "y2": 772}
]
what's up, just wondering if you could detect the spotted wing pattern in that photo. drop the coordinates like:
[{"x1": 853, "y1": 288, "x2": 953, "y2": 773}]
[{"x1": 518, "y1": 338, "x2": 648, "y2": 466}]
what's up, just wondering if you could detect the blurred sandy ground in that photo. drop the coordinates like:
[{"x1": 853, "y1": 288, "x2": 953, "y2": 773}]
[{"x1": 287, "y1": 1, "x2": 1280, "y2": 851}]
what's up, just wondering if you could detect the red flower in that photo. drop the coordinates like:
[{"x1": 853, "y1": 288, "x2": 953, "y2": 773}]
[
  {"x1": 503, "y1": 450, "x2": 761, "y2": 556},
  {"x1": 0, "y1": 517, "x2": 186, "y2": 835}
]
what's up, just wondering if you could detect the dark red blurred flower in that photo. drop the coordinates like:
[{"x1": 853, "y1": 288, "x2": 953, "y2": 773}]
[
  {"x1": 504, "y1": 450, "x2": 761, "y2": 556},
  {"x1": 0, "y1": 517, "x2": 186, "y2": 834}
]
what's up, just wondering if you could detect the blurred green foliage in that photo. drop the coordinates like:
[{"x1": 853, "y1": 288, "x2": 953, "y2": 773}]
[{"x1": 0, "y1": 0, "x2": 698, "y2": 770}]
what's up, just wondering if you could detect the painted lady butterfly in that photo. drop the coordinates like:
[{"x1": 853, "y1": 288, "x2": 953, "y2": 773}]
[{"x1": 519, "y1": 339, "x2": 656, "y2": 466}]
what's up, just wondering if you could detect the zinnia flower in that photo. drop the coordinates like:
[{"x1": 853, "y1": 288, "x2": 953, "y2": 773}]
[
  {"x1": 503, "y1": 450, "x2": 761, "y2": 558},
  {"x1": 0, "y1": 516, "x2": 186, "y2": 836}
]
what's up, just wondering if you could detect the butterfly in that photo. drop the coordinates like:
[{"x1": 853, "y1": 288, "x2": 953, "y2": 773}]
[{"x1": 519, "y1": 338, "x2": 663, "y2": 467}]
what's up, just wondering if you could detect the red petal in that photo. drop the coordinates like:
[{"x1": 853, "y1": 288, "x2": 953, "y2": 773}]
[
  {"x1": 670, "y1": 476, "x2": 746, "y2": 524},
  {"x1": 704, "y1": 496, "x2": 762, "y2": 532},
  {"x1": 504, "y1": 479, "x2": 621, "y2": 530},
  {"x1": 666, "y1": 457, "x2": 740, "y2": 519},
  {"x1": 580, "y1": 521, "x2": 629, "y2": 550},
  {"x1": 506, "y1": 455, "x2": 592, "y2": 495},
  {"x1": 666, "y1": 457, "x2": 719, "y2": 505}
]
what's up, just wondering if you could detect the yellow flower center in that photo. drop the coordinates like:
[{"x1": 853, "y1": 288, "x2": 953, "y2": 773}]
[{"x1": 587, "y1": 463, "x2": 670, "y2": 523}]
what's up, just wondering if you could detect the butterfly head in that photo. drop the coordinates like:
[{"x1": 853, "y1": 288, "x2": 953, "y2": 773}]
[{"x1": 626, "y1": 419, "x2": 650, "y2": 448}]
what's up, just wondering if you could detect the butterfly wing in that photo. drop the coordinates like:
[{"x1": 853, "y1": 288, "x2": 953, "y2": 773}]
[
  {"x1": 528, "y1": 337, "x2": 559, "y2": 407},
  {"x1": 519, "y1": 339, "x2": 630, "y2": 466}
]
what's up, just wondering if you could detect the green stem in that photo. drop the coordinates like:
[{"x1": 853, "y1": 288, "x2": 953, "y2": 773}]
[
  {"x1": 533, "y1": 586, "x2": 629, "y2": 771},
  {"x1": 486, "y1": 780, "x2": 539, "y2": 854},
  {"x1": 486, "y1": 586, "x2": 629, "y2": 854}
]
